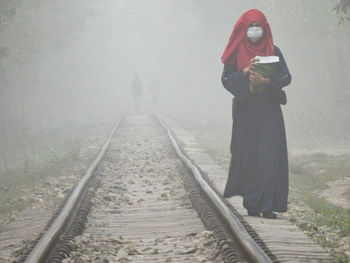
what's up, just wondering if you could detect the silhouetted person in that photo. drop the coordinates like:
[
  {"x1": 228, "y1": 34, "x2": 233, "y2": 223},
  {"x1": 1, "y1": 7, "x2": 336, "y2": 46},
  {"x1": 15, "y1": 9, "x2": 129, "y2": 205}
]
[
  {"x1": 131, "y1": 74, "x2": 144, "y2": 112},
  {"x1": 147, "y1": 78, "x2": 160, "y2": 107},
  {"x1": 221, "y1": 9, "x2": 292, "y2": 219}
]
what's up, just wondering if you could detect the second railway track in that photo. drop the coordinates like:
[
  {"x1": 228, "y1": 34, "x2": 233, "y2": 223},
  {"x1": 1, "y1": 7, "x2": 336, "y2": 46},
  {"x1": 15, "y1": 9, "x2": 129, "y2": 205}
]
[{"x1": 22, "y1": 113, "x2": 276, "y2": 263}]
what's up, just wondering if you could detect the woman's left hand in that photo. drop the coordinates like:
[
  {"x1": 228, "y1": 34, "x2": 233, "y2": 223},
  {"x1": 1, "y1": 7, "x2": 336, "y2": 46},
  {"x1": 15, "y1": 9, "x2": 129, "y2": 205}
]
[{"x1": 249, "y1": 71, "x2": 271, "y2": 86}]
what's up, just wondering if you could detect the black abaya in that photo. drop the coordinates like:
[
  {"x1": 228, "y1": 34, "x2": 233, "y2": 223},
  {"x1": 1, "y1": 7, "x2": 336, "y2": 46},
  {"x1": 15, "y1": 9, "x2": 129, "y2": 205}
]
[{"x1": 222, "y1": 45, "x2": 291, "y2": 213}]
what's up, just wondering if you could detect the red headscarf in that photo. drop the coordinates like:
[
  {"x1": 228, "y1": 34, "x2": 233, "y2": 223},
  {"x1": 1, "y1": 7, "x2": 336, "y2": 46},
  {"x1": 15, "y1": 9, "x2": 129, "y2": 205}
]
[{"x1": 221, "y1": 9, "x2": 274, "y2": 70}]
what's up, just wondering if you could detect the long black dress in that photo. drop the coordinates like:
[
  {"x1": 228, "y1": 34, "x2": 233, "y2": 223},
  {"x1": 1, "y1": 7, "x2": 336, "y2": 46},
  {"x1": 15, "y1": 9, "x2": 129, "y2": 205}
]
[{"x1": 222, "y1": 45, "x2": 291, "y2": 213}]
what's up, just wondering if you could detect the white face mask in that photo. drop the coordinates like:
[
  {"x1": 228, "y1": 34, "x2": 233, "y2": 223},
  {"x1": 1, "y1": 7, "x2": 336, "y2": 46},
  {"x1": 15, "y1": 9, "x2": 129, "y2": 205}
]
[{"x1": 247, "y1": 26, "x2": 263, "y2": 43}]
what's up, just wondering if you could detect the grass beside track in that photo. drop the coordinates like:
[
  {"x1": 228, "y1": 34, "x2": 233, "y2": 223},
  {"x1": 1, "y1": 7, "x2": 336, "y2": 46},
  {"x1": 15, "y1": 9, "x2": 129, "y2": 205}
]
[
  {"x1": 289, "y1": 153, "x2": 350, "y2": 235},
  {"x1": 0, "y1": 123, "x2": 111, "y2": 232},
  {"x1": 0, "y1": 141, "x2": 84, "y2": 233},
  {"x1": 0, "y1": 147, "x2": 80, "y2": 215},
  {"x1": 290, "y1": 153, "x2": 350, "y2": 201}
]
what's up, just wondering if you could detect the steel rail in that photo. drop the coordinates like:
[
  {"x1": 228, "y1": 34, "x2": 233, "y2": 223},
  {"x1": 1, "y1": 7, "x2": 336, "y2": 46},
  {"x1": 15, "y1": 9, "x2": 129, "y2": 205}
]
[
  {"x1": 25, "y1": 116, "x2": 124, "y2": 263},
  {"x1": 155, "y1": 114, "x2": 273, "y2": 263}
]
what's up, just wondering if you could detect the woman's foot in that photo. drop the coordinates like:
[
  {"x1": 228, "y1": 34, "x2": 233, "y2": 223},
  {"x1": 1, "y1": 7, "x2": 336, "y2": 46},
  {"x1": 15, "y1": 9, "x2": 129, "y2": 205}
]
[
  {"x1": 262, "y1": 211, "x2": 277, "y2": 219},
  {"x1": 247, "y1": 210, "x2": 261, "y2": 217}
]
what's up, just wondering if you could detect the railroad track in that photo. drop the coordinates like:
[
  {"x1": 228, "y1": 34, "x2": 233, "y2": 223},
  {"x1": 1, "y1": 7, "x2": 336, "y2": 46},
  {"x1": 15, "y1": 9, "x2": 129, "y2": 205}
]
[{"x1": 15, "y1": 113, "x2": 278, "y2": 263}]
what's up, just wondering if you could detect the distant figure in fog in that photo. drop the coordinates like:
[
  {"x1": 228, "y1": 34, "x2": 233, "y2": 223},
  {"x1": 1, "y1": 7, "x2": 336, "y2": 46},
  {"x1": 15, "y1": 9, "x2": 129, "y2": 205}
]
[
  {"x1": 131, "y1": 74, "x2": 144, "y2": 111},
  {"x1": 221, "y1": 9, "x2": 292, "y2": 219},
  {"x1": 147, "y1": 78, "x2": 161, "y2": 107}
]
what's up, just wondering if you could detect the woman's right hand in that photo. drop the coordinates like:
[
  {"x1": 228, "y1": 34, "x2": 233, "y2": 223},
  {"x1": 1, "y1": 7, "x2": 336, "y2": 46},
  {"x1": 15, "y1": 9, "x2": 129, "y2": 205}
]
[{"x1": 243, "y1": 57, "x2": 259, "y2": 75}]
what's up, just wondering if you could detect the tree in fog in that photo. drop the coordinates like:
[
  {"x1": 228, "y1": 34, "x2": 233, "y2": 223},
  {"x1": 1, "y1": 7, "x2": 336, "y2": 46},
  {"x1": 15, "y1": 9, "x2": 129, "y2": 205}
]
[
  {"x1": 0, "y1": 0, "x2": 94, "y2": 137},
  {"x1": 335, "y1": 0, "x2": 350, "y2": 24}
]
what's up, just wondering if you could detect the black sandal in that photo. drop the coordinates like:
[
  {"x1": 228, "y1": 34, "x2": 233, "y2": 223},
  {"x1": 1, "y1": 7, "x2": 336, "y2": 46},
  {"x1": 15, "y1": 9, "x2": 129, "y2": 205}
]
[{"x1": 247, "y1": 210, "x2": 261, "y2": 217}]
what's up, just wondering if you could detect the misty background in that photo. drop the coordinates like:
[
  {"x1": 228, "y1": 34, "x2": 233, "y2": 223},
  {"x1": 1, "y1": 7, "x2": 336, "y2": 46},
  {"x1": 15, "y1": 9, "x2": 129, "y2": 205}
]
[{"x1": 1, "y1": 0, "x2": 350, "y2": 158}]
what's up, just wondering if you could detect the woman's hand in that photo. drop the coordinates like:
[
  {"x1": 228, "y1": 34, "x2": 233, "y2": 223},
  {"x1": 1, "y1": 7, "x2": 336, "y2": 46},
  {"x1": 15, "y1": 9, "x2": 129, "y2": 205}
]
[
  {"x1": 249, "y1": 71, "x2": 271, "y2": 86},
  {"x1": 243, "y1": 57, "x2": 259, "y2": 75}
]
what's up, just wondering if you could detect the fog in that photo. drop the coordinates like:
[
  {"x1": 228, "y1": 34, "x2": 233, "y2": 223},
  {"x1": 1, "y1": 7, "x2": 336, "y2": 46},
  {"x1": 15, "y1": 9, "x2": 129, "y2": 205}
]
[
  {"x1": 1, "y1": 0, "x2": 350, "y2": 153},
  {"x1": 1, "y1": 3, "x2": 350, "y2": 259}
]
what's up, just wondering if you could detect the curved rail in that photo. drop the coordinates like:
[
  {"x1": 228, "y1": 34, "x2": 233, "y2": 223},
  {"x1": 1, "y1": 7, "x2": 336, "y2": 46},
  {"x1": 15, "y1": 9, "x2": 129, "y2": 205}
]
[
  {"x1": 25, "y1": 116, "x2": 124, "y2": 263},
  {"x1": 155, "y1": 114, "x2": 273, "y2": 263}
]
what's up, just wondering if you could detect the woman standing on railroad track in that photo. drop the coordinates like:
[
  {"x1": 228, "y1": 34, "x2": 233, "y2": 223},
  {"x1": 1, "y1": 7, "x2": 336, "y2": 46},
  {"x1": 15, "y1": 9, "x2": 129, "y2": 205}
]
[{"x1": 221, "y1": 9, "x2": 292, "y2": 219}]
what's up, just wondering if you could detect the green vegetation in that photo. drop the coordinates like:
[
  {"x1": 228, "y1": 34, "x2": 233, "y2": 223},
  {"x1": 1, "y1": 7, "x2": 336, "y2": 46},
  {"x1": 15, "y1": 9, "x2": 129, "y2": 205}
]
[
  {"x1": 303, "y1": 194, "x2": 350, "y2": 234},
  {"x1": 0, "y1": 123, "x2": 109, "y2": 232},
  {"x1": 0, "y1": 140, "x2": 82, "y2": 232},
  {"x1": 289, "y1": 168, "x2": 328, "y2": 192},
  {"x1": 289, "y1": 153, "x2": 350, "y2": 236},
  {"x1": 290, "y1": 153, "x2": 350, "y2": 190}
]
